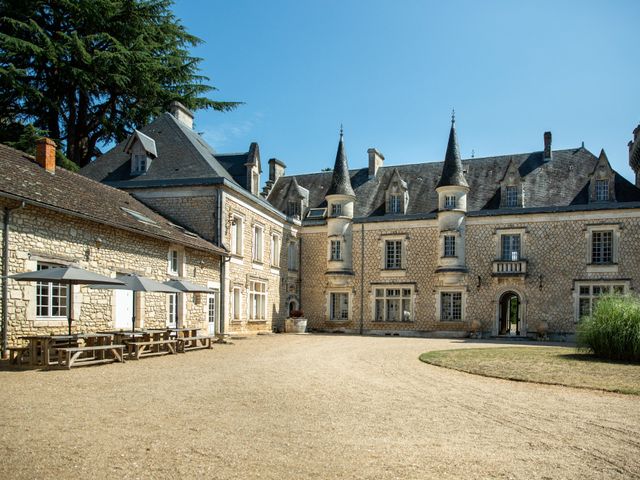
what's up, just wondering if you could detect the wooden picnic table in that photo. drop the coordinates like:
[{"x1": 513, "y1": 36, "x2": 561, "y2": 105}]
[
  {"x1": 19, "y1": 335, "x2": 78, "y2": 366},
  {"x1": 168, "y1": 328, "x2": 214, "y2": 352}
]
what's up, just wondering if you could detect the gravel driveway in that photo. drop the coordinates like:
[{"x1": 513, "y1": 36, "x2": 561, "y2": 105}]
[{"x1": 1, "y1": 335, "x2": 639, "y2": 479}]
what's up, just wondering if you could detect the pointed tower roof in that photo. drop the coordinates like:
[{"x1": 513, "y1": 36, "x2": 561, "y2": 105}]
[
  {"x1": 436, "y1": 113, "x2": 469, "y2": 188},
  {"x1": 326, "y1": 127, "x2": 355, "y2": 197}
]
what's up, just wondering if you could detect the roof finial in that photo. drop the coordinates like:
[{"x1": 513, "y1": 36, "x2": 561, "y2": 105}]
[
  {"x1": 471, "y1": 149, "x2": 475, "y2": 159},
  {"x1": 340, "y1": 124, "x2": 343, "y2": 139},
  {"x1": 451, "y1": 109, "x2": 455, "y2": 125}
]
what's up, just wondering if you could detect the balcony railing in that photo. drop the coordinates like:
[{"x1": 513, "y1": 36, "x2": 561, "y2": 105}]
[{"x1": 492, "y1": 260, "x2": 527, "y2": 276}]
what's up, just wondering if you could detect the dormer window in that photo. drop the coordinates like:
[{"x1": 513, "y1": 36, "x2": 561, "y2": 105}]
[
  {"x1": 505, "y1": 186, "x2": 518, "y2": 207},
  {"x1": 133, "y1": 154, "x2": 148, "y2": 174},
  {"x1": 385, "y1": 169, "x2": 409, "y2": 215},
  {"x1": 389, "y1": 194, "x2": 402, "y2": 214},
  {"x1": 444, "y1": 195, "x2": 457, "y2": 209},
  {"x1": 595, "y1": 179, "x2": 609, "y2": 202},
  {"x1": 331, "y1": 204, "x2": 342, "y2": 217},
  {"x1": 124, "y1": 129, "x2": 157, "y2": 176}
]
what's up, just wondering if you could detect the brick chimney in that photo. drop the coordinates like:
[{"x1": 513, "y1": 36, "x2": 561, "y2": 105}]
[
  {"x1": 35, "y1": 138, "x2": 56, "y2": 173},
  {"x1": 262, "y1": 158, "x2": 287, "y2": 197},
  {"x1": 169, "y1": 100, "x2": 194, "y2": 129},
  {"x1": 368, "y1": 148, "x2": 384, "y2": 177},
  {"x1": 543, "y1": 131, "x2": 552, "y2": 161}
]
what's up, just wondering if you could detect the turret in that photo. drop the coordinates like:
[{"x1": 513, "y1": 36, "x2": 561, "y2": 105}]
[{"x1": 629, "y1": 124, "x2": 640, "y2": 188}]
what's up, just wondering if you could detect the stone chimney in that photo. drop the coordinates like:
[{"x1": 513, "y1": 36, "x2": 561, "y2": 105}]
[
  {"x1": 367, "y1": 148, "x2": 384, "y2": 177},
  {"x1": 35, "y1": 138, "x2": 56, "y2": 173},
  {"x1": 543, "y1": 131, "x2": 552, "y2": 161},
  {"x1": 262, "y1": 158, "x2": 287, "y2": 197},
  {"x1": 169, "y1": 100, "x2": 194, "y2": 129}
]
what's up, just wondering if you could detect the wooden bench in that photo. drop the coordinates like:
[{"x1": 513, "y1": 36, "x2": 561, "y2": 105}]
[
  {"x1": 126, "y1": 339, "x2": 177, "y2": 360},
  {"x1": 8, "y1": 346, "x2": 29, "y2": 366},
  {"x1": 176, "y1": 335, "x2": 214, "y2": 352},
  {"x1": 55, "y1": 344, "x2": 126, "y2": 369}
]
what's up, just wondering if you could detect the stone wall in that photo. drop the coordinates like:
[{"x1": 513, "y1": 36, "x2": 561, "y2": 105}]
[{"x1": 1, "y1": 197, "x2": 220, "y2": 347}]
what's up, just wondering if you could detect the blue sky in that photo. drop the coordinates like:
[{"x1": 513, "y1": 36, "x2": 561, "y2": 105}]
[{"x1": 172, "y1": 0, "x2": 640, "y2": 181}]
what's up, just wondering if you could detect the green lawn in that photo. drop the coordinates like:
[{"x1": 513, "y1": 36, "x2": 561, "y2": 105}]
[{"x1": 419, "y1": 347, "x2": 640, "y2": 395}]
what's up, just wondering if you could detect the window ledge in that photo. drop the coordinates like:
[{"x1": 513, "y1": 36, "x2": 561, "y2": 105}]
[
  {"x1": 230, "y1": 255, "x2": 244, "y2": 266},
  {"x1": 327, "y1": 319, "x2": 350, "y2": 324},
  {"x1": 252, "y1": 262, "x2": 264, "y2": 271},
  {"x1": 439, "y1": 320, "x2": 464, "y2": 323},
  {"x1": 372, "y1": 320, "x2": 414, "y2": 324},
  {"x1": 586, "y1": 263, "x2": 618, "y2": 273},
  {"x1": 248, "y1": 319, "x2": 267, "y2": 323}
]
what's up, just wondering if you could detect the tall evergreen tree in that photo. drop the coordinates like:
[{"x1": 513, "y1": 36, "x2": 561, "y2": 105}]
[{"x1": 0, "y1": 0, "x2": 238, "y2": 167}]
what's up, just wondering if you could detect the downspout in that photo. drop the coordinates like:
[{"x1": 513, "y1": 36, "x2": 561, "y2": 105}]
[
  {"x1": 216, "y1": 188, "x2": 226, "y2": 338},
  {"x1": 359, "y1": 223, "x2": 364, "y2": 335},
  {"x1": 2, "y1": 202, "x2": 26, "y2": 358}
]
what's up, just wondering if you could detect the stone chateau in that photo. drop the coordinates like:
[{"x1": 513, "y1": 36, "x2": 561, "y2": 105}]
[{"x1": 2, "y1": 102, "x2": 640, "y2": 351}]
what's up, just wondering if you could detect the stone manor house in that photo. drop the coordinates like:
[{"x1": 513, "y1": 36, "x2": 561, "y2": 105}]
[{"x1": 2, "y1": 102, "x2": 640, "y2": 349}]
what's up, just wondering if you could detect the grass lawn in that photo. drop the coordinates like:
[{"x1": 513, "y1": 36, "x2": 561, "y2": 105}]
[{"x1": 420, "y1": 347, "x2": 640, "y2": 395}]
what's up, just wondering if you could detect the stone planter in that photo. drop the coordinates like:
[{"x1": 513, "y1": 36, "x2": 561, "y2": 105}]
[{"x1": 285, "y1": 317, "x2": 307, "y2": 333}]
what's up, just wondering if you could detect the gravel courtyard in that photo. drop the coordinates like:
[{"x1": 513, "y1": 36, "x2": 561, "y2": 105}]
[{"x1": 1, "y1": 335, "x2": 639, "y2": 479}]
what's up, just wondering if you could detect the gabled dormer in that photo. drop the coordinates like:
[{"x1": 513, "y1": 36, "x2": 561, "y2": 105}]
[
  {"x1": 124, "y1": 130, "x2": 157, "y2": 176},
  {"x1": 246, "y1": 142, "x2": 261, "y2": 195},
  {"x1": 285, "y1": 177, "x2": 309, "y2": 219},
  {"x1": 499, "y1": 158, "x2": 523, "y2": 208},
  {"x1": 385, "y1": 168, "x2": 409, "y2": 214},
  {"x1": 589, "y1": 149, "x2": 616, "y2": 203}
]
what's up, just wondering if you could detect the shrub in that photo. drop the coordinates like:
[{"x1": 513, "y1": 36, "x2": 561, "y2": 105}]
[
  {"x1": 290, "y1": 309, "x2": 304, "y2": 318},
  {"x1": 577, "y1": 295, "x2": 640, "y2": 362}
]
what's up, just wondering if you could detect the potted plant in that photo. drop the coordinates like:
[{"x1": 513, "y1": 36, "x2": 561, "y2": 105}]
[{"x1": 285, "y1": 310, "x2": 307, "y2": 333}]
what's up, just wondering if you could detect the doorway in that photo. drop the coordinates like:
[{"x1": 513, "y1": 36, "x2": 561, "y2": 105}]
[
  {"x1": 208, "y1": 291, "x2": 219, "y2": 335},
  {"x1": 114, "y1": 289, "x2": 133, "y2": 329},
  {"x1": 498, "y1": 291, "x2": 521, "y2": 336}
]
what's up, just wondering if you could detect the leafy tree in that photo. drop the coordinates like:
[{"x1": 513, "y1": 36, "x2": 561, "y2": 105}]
[{"x1": 0, "y1": 0, "x2": 238, "y2": 167}]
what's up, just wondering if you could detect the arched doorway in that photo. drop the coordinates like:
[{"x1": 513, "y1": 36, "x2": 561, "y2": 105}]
[{"x1": 498, "y1": 291, "x2": 521, "y2": 336}]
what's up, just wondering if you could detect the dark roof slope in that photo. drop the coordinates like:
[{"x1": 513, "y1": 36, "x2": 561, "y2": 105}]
[
  {"x1": 268, "y1": 147, "x2": 640, "y2": 220},
  {"x1": 0, "y1": 144, "x2": 223, "y2": 254},
  {"x1": 436, "y1": 121, "x2": 468, "y2": 188},
  {"x1": 216, "y1": 152, "x2": 251, "y2": 189},
  {"x1": 326, "y1": 133, "x2": 355, "y2": 196}
]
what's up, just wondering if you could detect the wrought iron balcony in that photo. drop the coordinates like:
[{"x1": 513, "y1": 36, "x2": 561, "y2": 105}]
[{"x1": 492, "y1": 260, "x2": 527, "y2": 276}]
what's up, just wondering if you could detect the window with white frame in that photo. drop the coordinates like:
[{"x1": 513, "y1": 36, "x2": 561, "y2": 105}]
[
  {"x1": 444, "y1": 195, "x2": 456, "y2": 209},
  {"x1": 287, "y1": 201, "x2": 300, "y2": 218},
  {"x1": 132, "y1": 154, "x2": 148, "y2": 174},
  {"x1": 443, "y1": 236, "x2": 456, "y2": 257},
  {"x1": 231, "y1": 216, "x2": 243, "y2": 255},
  {"x1": 288, "y1": 241, "x2": 299, "y2": 271},
  {"x1": 232, "y1": 287, "x2": 242, "y2": 320},
  {"x1": 330, "y1": 239, "x2": 343, "y2": 261},
  {"x1": 330, "y1": 292, "x2": 349, "y2": 321},
  {"x1": 168, "y1": 249, "x2": 179, "y2": 275},
  {"x1": 271, "y1": 234, "x2": 281, "y2": 267},
  {"x1": 208, "y1": 294, "x2": 217, "y2": 324},
  {"x1": 36, "y1": 262, "x2": 68, "y2": 318},
  {"x1": 440, "y1": 292, "x2": 462, "y2": 321},
  {"x1": 595, "y1": 179, "x2": 609, "y2": 201},
  {"x1": 505, "y1": 186, "x2": 518, "y2": 207},
  {"x1": 331, "y1": 203, "x2": 342, "y2": 216},
  {"x1": 591, "y1": 230, "x2": 613, "y2": 264},
  {"x1": 249, "y1": 281, "x2": 266, "y2": 320},
  {"x1": 374, "y1": 287, "x2": 413, "y2": 322},
  {"x1": 385, "y1": 240, "x2": 402, "y2": 269},
  {"x1": 501, "y1": 234, "x2": 521, "y2": 261},
  {"x1": 576, "y1": 282, "x2": 627, "y2": 321},
  {"x1": 168, "y1": 293, "x2": 178, "y2": 326},
  {"x1": 252, "y1": 225, "x2": 264, "y2": 262},
  {"x1": 389, "y1": 194, "x2": 402, "y2": 214}
]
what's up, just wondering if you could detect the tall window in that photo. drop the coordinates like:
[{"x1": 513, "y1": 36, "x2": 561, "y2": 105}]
[
  {"x1": 232, "y1": 287, "x2": 242, "y2": 320},
  {"x1": 231, "y1": 216, "x2": 243, "y2": 255},
  {"x1": 505, "y1": 186, "x2": 518, "y2": 207},
  {"x1": 444, "y1": 195, "x2": 456, "y2": 209},
  {"x1": 501, "y1": 234, "x2": 521, "y2": 261},
  {"x1": 252, "y1": 225, "x2": 263, "y2": 262},
  {"x1": 271, "y1": 234, "x2": 281, "y2": 267},
  {"x1": 595, "y1": 179, "x2": 609, "y2": 201},
  {"x1": 443, "y1": 236, "x2": 456, "y2": 257},
  {"x1": 389, "y1": 194, "x2": 402, "y2": 214},
  {"x1": 331, "y1": 203, "x2": 342, "y2": 216},
  {"x1": 591, "y1": 230, "x2": 613, "y2": 264},
  {"x1": 330, "y1": 240, "x2": 342, "y2": 261},
  {"x1": 330, "y1": 293, "x2": 349, "y2": 320},
  {"x1": 208, "y1": 294, "x2": 217, "y2": 325},
  {"x1": 288, "y1": 242, "x2": 299, "y2": 271},
  {"x1": 385, "y1": 240, "x2": 402, "y2": 269},
  {"x1": 36, "y1": 262, "x2": 68, "y2": 318},
  {"x1": 374, "y1": 288, "x2": 413, "y2": 322},
  {"x1": 440, "y1": 292, "x2": 462, "y2": 321},
  {"x1": 577, "y1": 283, "x2": 626, "y2": 320},
  {"x1": 288, "y1": 201, "x2": 300, "y2": 218},
  {"x1": 168, "y1": 293, "x2": 178, "y2": 326},
  {"x1": 249, "y1": 281, "x2": 266, "y2": 320},
  {"x1": 168, "y1": 249, "x2": 179, "y2": 275}
]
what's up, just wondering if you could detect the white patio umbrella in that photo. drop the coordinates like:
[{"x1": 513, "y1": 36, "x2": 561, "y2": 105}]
[
  {"x1": 91, "y1": 273, "x2": 181, "y2": 332},
  {"x1": 163, "y1": 279, "x2": 213, "y2": 293},
  {"x1": 9, "y1": 266, "x2": 126, "y2": 336}
]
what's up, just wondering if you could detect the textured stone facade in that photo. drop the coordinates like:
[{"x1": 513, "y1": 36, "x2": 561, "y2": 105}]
[{"x1": 1, "y1": 197, "x2": 220, "y2": 347}]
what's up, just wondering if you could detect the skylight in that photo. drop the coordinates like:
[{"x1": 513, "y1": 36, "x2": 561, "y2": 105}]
[
  {"x1": 307, "y1": 208, "x2": 327, "y2": 219},
  {"x1": 121, "y1": 207, "x2": 157, "y2": 226}
]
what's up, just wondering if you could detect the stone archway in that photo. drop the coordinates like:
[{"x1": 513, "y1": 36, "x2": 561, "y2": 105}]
[{"x1": 495, "y1": 288, "x2": 527, "y2": 337}]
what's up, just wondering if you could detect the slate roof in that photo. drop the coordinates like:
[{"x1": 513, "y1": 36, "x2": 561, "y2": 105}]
[
  {"x1": 0, "y1": 143, "x2": 224, "y2": 254},
  {"x1": 436, "y1": 121, "x2": 468, "y2": 188},
  {"x1": 326, "y1": 132, "x2": 355, "y2": 197},
  {"x1": 267, "y1": 147, "x2": 640, "y2": 221}
]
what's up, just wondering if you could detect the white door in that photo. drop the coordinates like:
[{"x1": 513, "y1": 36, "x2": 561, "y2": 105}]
[
  {"x1": 114, "y1": 290, "x2": 133, "y2": 329},
  {"x1": 207, "y1": 292, "x2": 218, "y2": 335}
]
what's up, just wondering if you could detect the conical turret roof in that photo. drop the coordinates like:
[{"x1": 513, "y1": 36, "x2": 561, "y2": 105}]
[
  {"x1": 326, "y1": 128, "x2": 355, "y2": 197},
  {"x1": 436, "y1": 116, "x2": 468, "y2": 188}
]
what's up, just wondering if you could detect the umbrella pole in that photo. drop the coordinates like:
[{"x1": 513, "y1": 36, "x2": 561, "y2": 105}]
[
  {"x1": 67, "y1": 282, "x2": 73, "y2": 345},
  {"x1": 132, "y1": 291, "x2": 136, "y2": 333}
]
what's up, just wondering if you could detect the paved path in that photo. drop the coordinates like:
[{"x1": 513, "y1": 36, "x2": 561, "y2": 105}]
[{"x1": 1, "y1": 335, "x2": 639, "y2": 479}]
